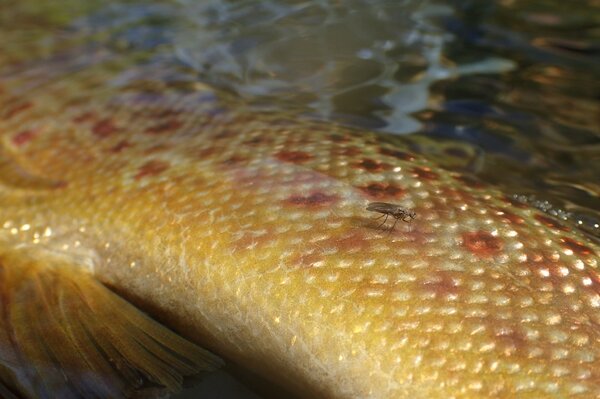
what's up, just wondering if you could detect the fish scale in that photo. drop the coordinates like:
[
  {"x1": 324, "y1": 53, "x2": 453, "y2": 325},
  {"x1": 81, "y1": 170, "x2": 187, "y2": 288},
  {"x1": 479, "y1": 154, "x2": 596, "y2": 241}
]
[{"x1": 0, "y1": 23, "x2": 599, "y2": 399}]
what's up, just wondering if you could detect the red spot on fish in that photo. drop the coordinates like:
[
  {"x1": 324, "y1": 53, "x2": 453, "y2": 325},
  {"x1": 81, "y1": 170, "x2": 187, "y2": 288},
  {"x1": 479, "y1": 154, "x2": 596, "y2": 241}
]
[
  {"x1": 135, "y1": 160, "x2": 170, "y2": 180},
  {"x1": 143, "y1": 144, "x2": 173, "y2": 155},
  {"x1": 292, "y1": 251, "x2": 324, "y2": 269},
  {"x1": 73, "y1": 111, "x2": 96, "y2": 123},
  {"x1": 495, "y1": 209, "x2": 525, "y2": 225},
  {"x1": 356, "y1": 159, "x2": 389, "y2": 172},
  {"x1": 5, "y1": 102, "x2": 32, "y2": 119},
  {"x1": 359, "y1": 182, "x2": 405, "y2": 199},
  {"x1": 379, "y1": 148, "x2": 415, "y2": 161},
  {"x1": 92, "y1": 118, "x2": 119, "y2": 138},
  {"x1": 145, "y1": 119, "x2": 182, "y2": 134},
  {"x1": 560, "y1": 237, "x2": 595, "y2": 256},
  {"x1": 421, "y1": 271, "x2": 461, "y2": 298},
  {"x1": 453, "y1": 175, "x2": 487, "y2": 189},
  {"x1": 462, "y1": 231, "x2": 503, "y2": 258},
  {"x1": 535, "y1": 215, "x2": 570, "y2": 231},
  {"x1": 286, "y1": 192, "x2": 338, "y2": 207},
  {"x1": 342, "y1": 146, "x2": 362, "y2": 156},
  {"x1": 109, "y1": 140, "x2": 132, "y2": 153},
  {"x1": 412, "y1": 166, "x2": 439, "y2": 180},
  {"x1": 438, "y1": 186, "x2": 474, "y2": 203},
  {"x1": 495, "y1": 329, "x2": 528, "y2": 356},
  {"x1": 53, "y1": 181, "x2": 69, "y2": 189},
  {"x1": 276, "y1": 151, "x2": 313, "y2": 164},
  {"x1": 12, "y1": 129, "x2": 37, "y2": 147},
  {"x1": 331, "y1": 232, "x2": 372, "y2": 253}
]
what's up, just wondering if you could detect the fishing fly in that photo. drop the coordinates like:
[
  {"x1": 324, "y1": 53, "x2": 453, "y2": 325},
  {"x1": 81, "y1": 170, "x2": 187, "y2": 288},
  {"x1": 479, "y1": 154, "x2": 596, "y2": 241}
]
[{"x1": 366, "y1": 202, "x2": 416, "y2": 232}]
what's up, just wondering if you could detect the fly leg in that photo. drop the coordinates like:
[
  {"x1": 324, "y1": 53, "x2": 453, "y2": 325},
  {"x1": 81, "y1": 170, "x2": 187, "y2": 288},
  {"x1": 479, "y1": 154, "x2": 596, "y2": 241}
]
[
  {"x1": 388, "y1": 216, "x2": 399, "y2": 233},
  {"x1": 376, "y1": 214, "x2": 389, "y2": 230}
]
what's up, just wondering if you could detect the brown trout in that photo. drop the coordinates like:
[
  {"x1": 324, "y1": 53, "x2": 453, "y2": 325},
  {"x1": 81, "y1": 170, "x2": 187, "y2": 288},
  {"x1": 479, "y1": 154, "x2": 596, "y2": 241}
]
[{"x1": 1, "y1": 7, "x2": 600, "y2": 399}]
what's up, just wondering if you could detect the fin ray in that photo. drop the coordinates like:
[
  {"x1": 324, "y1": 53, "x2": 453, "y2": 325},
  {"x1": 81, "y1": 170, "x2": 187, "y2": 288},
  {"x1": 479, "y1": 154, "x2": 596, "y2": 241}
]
[{"x1": 0, "y1": 247, "x2": 223, "y2": 398}]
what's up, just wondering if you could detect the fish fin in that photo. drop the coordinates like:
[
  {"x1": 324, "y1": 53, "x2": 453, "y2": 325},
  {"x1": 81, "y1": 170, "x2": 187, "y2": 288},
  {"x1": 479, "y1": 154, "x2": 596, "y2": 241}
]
[{"x1": 0, "y1": 247, "x2": 223, "y2": 399}]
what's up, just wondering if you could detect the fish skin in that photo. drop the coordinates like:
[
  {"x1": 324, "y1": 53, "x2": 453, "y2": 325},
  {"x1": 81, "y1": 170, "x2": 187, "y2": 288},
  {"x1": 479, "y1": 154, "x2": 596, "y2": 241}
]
[{"x1": 1, "y1": 39, "x2": 600, "y2": 399}]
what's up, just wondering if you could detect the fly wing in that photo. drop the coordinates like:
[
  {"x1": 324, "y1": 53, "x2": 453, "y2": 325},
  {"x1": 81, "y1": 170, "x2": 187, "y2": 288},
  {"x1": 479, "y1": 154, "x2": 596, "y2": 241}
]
[{"x1": 366, "y1": 202, "x2": 396, "y2": 213}]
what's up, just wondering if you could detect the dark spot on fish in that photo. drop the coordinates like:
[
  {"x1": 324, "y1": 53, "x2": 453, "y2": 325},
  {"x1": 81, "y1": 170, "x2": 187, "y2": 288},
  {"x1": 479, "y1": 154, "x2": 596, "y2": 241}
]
[
  {"x1": 360, "y1": 183, "x2": 405, "y2": 199},
  {"x1": 356, "y1": 159, "x2": 389, "y2": 172},
  {"x1": 276, "y1": 151, "x2": 313, "y2": 164},
  {"x1": 222, "y1": 155, "x2": 247, "y2": 166},
  {"x1": 135, "y1": 160, "x2": 170, "y2": 180},
  {"x1": 462, "y1": 231, "x2": 503, "y2": 258},
  {"x1": 5, "y1": 102, "x2": 32, "y2": 119},
  {"x1": 109, "y1": 140, "x2": 132, "y2": 153},
  {"x1": 412, "y1": 166, "x2": 439, "y2": 180},
  {"x1": 535, "y1": 214, "x2": 570, "y2": 231},
  {"x1": 145, "y1": 119, "x2": 182, "y2": 134},
  {"x1": 244, "y1": 137, "x2": 268, "y2": 146},
  {"x1": 379, "y1": 148, "x2": 415, "y2": 161},
  {"x1": 73, "y1": 111, "x2": 96, "y2": 123},
  {"x1": 286, "y1": 192, "x2": 338, "y2": 207},
  {"x1": 215, "y1": 130, "x2": 237, "y2": 139},
  {"x1": 329, "y1": 134, "x2": 350, "y2": 143},
  {"x1": 560, "y1": 237, "x2": 595, "y2": 256},
  {"x1": 444, "y1": 147, "x2": 469, "y2": 159},
  {"x1": 12, "y1": 130, "x2": 37, "y2": 147},
  {"x1": 151, "y1": 109, "x2": 183, "y2": 119},
  {"x1": 92, "y1": 118, "x2": 119, "y2": 138},
  {"x1": 453, "y1": 175, "x2": 487, "y2": 189}
]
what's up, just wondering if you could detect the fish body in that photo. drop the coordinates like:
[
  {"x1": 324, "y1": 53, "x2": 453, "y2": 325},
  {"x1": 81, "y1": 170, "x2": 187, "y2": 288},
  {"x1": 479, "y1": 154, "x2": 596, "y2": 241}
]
[{"x1": 0, "y1": 15, "x2": 600, "y2": 399}]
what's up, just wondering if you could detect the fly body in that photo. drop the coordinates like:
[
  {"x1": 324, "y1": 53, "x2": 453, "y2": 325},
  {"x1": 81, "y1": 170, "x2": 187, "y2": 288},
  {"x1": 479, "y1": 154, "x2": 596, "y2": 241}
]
[{"x1": 366, "y1": 202, "x2": 416, "y2": 231}]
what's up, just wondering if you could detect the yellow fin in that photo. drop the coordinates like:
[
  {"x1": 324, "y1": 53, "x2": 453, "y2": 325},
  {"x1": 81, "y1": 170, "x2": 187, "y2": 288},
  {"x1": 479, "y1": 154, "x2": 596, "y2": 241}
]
[{"x1": 0, "y1": 247, "x2": 223, "y2": 398}]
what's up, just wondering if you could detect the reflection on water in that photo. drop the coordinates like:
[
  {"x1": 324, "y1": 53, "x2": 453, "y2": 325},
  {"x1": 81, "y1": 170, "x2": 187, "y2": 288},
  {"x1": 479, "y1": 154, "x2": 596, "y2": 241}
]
[
  {"x1": 66, "y1": 0, "x2": 598, "y2": 240},
  {"x1": 1, "y1": 0, "x2": 599, "y2": 398}
]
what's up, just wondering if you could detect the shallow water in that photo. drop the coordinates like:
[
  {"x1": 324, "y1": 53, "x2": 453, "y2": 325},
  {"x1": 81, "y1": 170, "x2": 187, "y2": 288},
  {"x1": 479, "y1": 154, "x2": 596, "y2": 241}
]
[
  {"x1": 1, "y1": 0, "x2": 599, "y2": 397},
  {"x1": 60, "y1": 0, "x2": 600, "y2": 240},
  {"x1": 178, "y1": 0, "x2": 600, "y2": 242}
]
